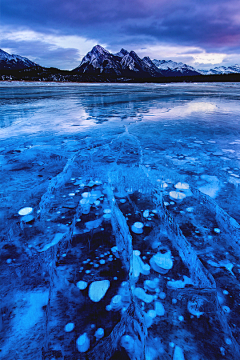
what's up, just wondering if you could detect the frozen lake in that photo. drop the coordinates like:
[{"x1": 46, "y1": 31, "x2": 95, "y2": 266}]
[
  {"x1": 1, "y1": 82, "x2": 240, "y2": 359},
  {"x1": 1, "y1": 82, "x2": 240, "y2": 220}
]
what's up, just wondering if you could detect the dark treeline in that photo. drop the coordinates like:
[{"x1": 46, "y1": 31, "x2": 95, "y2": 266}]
[{"x1": 1, "y1": 66, "x2": 240, "y2": 83}]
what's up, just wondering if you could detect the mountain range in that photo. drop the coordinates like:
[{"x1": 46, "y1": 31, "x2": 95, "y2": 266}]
[
  {"x1": 73, "y1": 45, "x2": 200, "y2": 77},
  {"x1": 1, "y1": 45, "x2": 240, "y2": 81},
  {"x1": 198, "y1": 65, "x2": 240, "y2": 75}
]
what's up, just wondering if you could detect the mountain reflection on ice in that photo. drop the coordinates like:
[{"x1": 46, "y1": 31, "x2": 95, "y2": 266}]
[{"x1": 1, "y1": 82, "x2": 240, "y2": 360}]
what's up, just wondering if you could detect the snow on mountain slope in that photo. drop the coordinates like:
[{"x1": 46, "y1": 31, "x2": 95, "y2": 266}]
[
  {"x1": 142, "y1": 57, "x2": 164, "y2": 76},
  {"x1": 79, "y1": 45, "x2": 111, "y2": 67},
  {"x1": 198, "y1": 65, "x2": 240, "y2": 75},
  {"x1": 121, "y1": 51, "x2": 153, "y2": 74},
  {"x1": 73, "y1": 45, "x2": 123, "y2": 76},
  {"x1": 120, "y1": 53, "x2": 140, "y2": 72},
  {"x1": 74, "y1": 46, "x2": 163, "y2": 78},
  {"x1": 114, "y1": 48, "x2": 129, "y2": 58},
  {"x1": 0, "y1": 49, "x2": 39, "y2": 70},
  {"x1": 152, "y1": 59, "x2": 200, "y2": 76}
]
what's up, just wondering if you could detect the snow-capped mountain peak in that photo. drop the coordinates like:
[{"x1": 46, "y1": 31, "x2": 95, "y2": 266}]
[
  {"x1": 79, "y1": 45, "x2": 112, "y2": 67},
  {"x1": 115, "y1": 48, "x2": 129, "y2": 57},
  {"x1": 91, "y1": 45, "x2": 110, "y2": 56},
  {"x1": 0, "y1": 49, "x2": 13, "y2": 61},
  {"x1": 74, "y1": 45, "x2": 124, "y2": 75}
]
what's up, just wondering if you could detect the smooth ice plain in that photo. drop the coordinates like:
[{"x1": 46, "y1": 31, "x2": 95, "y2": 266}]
[{"x1": 1, "y1": 82, "x2": 240, "y2": 360}]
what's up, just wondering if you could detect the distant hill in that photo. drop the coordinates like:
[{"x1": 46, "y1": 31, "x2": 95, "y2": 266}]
[
  {"x1": 152, "y1": 59, "x2": 200, "y2": 76},
  {"x1": 0, "y1": 49, "x2": 39, "y2": 70},
  {"x1": 198, "y1": 65, "x2": 240, "y2": 75}
]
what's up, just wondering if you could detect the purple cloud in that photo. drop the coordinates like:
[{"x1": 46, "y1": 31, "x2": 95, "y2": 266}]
[
  {"x1": 1, "y1": 39, "x2": 81, "y2": 69},
  {"x1": 2, "y1": 0, "x2": 240, "y2": 67}
]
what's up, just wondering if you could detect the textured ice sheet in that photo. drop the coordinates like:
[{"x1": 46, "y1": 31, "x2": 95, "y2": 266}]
[{"x1": 1, "y1": 83, "x2": 240, "y2": 359}]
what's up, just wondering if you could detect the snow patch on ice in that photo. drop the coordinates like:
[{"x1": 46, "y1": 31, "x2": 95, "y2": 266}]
[{"x1": 198, "y1": 174, "x2": 221, "y2": 198}]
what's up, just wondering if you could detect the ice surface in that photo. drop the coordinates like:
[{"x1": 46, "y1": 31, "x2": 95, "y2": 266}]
[
  {"x1": 1, "y1": 83, "x2": 240, "y2": 359},
  {"x1": 39, "y1": 232, "x2": 66, "y2": 252}
]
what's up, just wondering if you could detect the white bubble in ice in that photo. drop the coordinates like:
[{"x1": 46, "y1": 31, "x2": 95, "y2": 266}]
[
  {"x1": 103, "y1": 209, "x2": 111, "y2": 214},
  {"x1": 147, "y1": 309, "x2": 157, "y2": 319},
  {"x1": 225, "y1": 338, "x2": 232, "y2": 345},
  {"x1": 64, "y1": 323, "x2": 75, "y2": 332},
  {"x1": 131, "y1": 222, "x2": 144, "y2": 234},
  {"x1": 169, "y1": 191, "x2": 186, "y2": 201},
  {"x1": 88, "y1": 280, "x2": 110, "y2": 302},
  {"x1": 134, "y1": 288, "x2": 153, "y2": 303},
  {"x1": 159, "y1": 292, "x2": 166, "y2": 299},
  {"x1": 222, "y1": 306, "x2": 230, "y2": 313},
  {"x1": 174, "y1": 182, "x2": 189, "y2": 190},
  {"x1": 77, "y1": 281, "x2": 88, "y2": 290},
  {"x1": 18, "y1": 207, "x2": 33, "y2": 216},
  {"x1": 150, "y1": 250, "x2": 173, "y2": 274},
  {"x1": 95, "y1": 328, "x2": 104, "y2": 340},
  {"x1": 76, "y1": 333, "x2": 90, "y2": 353},
  {"x1": 155, "y1": 301, "x2": 165, "y2": 316},
  {"x1": 143, "y1": 210, "x2": 150, "y2": 218}
]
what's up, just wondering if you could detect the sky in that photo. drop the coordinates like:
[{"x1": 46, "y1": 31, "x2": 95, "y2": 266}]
[{"x1": 1, "y1": 0, "x2": 240, "y2": 70}]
